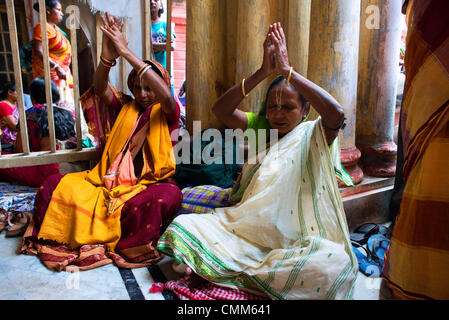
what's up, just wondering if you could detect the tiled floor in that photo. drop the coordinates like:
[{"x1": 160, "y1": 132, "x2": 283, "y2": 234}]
[{"x1": 0, "y1": 232, "x2": 382, "y2": 300}]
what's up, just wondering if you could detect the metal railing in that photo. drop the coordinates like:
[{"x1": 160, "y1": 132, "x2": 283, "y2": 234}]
[{"x1": 0, "y1": 0, "x2": 172, "y2": 169}]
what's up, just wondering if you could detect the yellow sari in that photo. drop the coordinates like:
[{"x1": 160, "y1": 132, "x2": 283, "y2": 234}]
[{"x1": 37, "y1": 101, "x2": 176, "y2": 252}]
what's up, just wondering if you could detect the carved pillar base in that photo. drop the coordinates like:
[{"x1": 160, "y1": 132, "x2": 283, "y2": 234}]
[
  {"x1": 339, "y1": 147, "x2": 364, "y2": 187},
  {"x1": 358, "y1": 142, "x2": 397, "y2": 177}
]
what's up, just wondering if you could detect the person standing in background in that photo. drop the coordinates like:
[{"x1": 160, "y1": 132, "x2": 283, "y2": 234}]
[
  {"x1": 32, "y1": 0, "x2": 73, "y2": 97},
  {"x1": 151, "y1": 0, "x2": 176, "y2": 70}
]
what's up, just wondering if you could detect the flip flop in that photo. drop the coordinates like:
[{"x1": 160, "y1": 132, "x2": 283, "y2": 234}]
[
  {"x1": 352, "y1": 241, "x2": 381, "y2": 277},
  {"x1": 5, "y1": 212, "x2": 32, "y2": 238},
  {"x1": 350, "y1": 222, "x2": 390, "y2": 245},
  {"x1": 367, "y1": 234, "x2": 390, "y2": 267}
]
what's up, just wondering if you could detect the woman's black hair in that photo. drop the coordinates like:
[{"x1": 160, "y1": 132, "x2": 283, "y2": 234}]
[
  {"x1": 0, "y1": 82, "x2": 16, "y2": 101},
  {"x1": 30, "y1": 78, "x2": 60, "y2": 105},
  {"x1": 33, "y1": 0, "x2": 60, "y2": 12},
  {"x1": 158, "y1": 1, "x2": 164, "y2": 17},
  {"x1": 259, "y1": 75, "x2": 308, "y2": 117},
  {"x1": 37, "y1": 106, "x2": 75, "y2": 140}
]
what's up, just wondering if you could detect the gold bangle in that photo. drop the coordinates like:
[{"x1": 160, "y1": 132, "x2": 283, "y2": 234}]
[
  {"x1": 286, "y1": 66, "x2": 293, "y2": 86},
  {"x1": 137, "y1": 64, "x2": 149, "y2": 77},
  {"x1": 100, "y1": 59, "x2": 112, "y2": 68},
  {"x1": 101, "y1": 55, "x2": 115, "y2": 64},
  {"x1": 100, "y1": 56, "x2": 117, "y2": 67},
  {"x1": 242, "y1": 78, "x2": 248, "y2": 98}
]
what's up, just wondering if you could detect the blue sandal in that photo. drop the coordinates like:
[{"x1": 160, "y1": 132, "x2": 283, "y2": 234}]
[
  {"x1": 367, "y1": 234, "x2": 390, "y2": 268},
  {"x1": 352, "y1": 241, "x2": 382, "y2": 277}
]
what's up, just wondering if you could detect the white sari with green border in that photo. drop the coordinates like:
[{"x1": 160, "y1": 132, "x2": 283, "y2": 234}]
[{"x1": 158, "y1": 118, "x2": 358, "y2": 300}]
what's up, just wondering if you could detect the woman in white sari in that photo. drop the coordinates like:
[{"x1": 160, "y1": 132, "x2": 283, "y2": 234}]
[{"x1": 157, "y1": 23, "x2": 357, "y2": 300}]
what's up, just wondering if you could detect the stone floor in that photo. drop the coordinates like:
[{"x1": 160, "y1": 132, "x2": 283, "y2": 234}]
[{"x1": 0, "y1": 231, "x2": 384, "y2": 300}]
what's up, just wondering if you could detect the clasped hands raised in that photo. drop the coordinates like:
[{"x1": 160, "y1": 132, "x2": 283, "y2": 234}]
[
  {"x1": 261, "y1": 22, "x2": 292, "y2": 79},
  {"x1": 99, "y1": 12, "x2": 129, "y2": 62}
]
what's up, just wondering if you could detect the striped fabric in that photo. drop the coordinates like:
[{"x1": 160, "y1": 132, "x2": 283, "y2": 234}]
[
  {"x1": 382, "y1": 0, "x2": 449, "y2": 300},
  {"x1": 21, "y1": 220, "x2": 113, "y2": 272},
  {"x1": 0, "y1": 183, "x2": 37, "y2": 213},
  {"x1": 162, "y1": 280, "x2": 266, "y2": 300},
  {"x1": 178, "y1": 186, "x2": 232, "y2": 215},
  {"x1": 158, "y1": 118, "x2": 357, "y2": 300}
]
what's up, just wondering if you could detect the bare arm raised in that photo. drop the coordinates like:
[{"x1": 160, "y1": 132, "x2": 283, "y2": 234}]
[
  {"x1": 212, "y1": 27, "x2": 277, "y2": 131},
  {"x1": 93, "y1": 13, "x2": 123, "y2": 107},
  {"x1": 269, "y1": 22, "x2": 345, "y2": 145},
  {"x1": 100, "y1": 14, "x2": 176, "y2": 115}
]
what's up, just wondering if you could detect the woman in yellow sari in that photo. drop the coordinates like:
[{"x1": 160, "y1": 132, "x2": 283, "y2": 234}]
[
  {"x1": 21, "y1": 13, "x2": 182, "y2": 271},
  {"x1": 32, "y1": 1, "x2": 73, "y2": 93}
]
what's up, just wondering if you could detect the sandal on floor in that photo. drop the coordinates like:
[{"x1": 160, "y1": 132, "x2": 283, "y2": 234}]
[
  {"x1": 367, "y1": 234, "x2": 390, "y2": 268},
  {"x1": 350, "y1": 222, "x2": 390, "y2": 245},
  {"x1": 5, "y1": 212, "x2": 32, "y2": 238},
  {"x1": 352, "y1": 241, "x2": 381, "y2": 277},
  {"x1": 0, "y1": 211, "x2": 8, "y2": 233}
]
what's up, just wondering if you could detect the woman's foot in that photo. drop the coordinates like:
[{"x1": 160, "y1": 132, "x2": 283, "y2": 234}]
[{"x1": 172, "y1": 261, "x2": 188, "y2": 274}]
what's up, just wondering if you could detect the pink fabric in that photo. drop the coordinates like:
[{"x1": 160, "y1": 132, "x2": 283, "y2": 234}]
[{"x1": 151, "y1": 277, "x2": 266, "y2": 300}]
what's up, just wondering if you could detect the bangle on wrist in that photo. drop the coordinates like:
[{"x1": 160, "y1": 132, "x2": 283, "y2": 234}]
[
  {"x1": 100, "y1": 55, "x2": 117, "y2": 68},
  {"x1": 137, "y1": 64, "x2": 149, "y2": 77},
  {"x1": 286, "y1": 66, "x2": 293, "y2": 87},
  {"x1": 241, "y1": 78, "x2": 248, "y2": 98},
  {"x1": 138, "y1": 64, "x2": 152, "y2": 84},
  {"x1": 101, "y1": 55, "x2": 116, "y2": 64}
]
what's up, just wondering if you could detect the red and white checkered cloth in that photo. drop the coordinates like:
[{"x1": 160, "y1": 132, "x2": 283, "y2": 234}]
[{"x1": 150, "y1": 278, "x2": 266, "y2": 300}]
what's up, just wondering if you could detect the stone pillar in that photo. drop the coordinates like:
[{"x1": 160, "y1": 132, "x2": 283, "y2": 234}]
[
  {"x1": 185, "y1": 0, "x2": 227, "y2": 133},
  {"x1": 234, "y1": 0, "x2": 286, "y2": 114},
  {"x1": 308, "y1": 0, "x2": 363, "y2": 185},
  {"x1": 186, "y1": 0, "x2": 311, "y2": 131},
  {"x1": 356, "y1": 0, "x2": 402, "y2": 177},
  {"x1": 286, "y1": 0, "x2": 311, "y2": 77}
]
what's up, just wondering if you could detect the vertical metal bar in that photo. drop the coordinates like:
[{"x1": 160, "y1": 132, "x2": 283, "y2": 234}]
[
  {"x1": 5, "y1": 0, "x2": 30, "y2": 155},
  {"x1": 38, "y1": 0, "x2": 57, "y2": 153},
  {"x1": 166, "y1": 0, "x2": 172, "y2": 76},
  {"x1": 68, "y1": 7, "x2": 82, "y2": 151},
  {"x1": 144, "y1": 0, "x2": 155, "y2": 60},
  {"x1": 96, "y1": 12, "x2": 103, "y2": 66},
  {"x1": 120, "y1": 20, "x2": 127, "y2": 93}
]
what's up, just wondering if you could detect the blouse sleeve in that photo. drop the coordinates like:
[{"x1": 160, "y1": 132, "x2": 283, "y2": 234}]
[{"x1": 0, "y1": 102, "x2": 13, "y2": 118}]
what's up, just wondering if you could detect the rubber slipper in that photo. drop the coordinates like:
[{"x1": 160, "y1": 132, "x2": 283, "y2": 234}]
[
  {"x1": 367, "y1": 234, "x2": 390, "y2": 267},
  {"x1": 350, "y1": 222, "x2": 390, "y2": 245},
  {"x1": 352, "y1": 241, "x2": 381, "y2": 277}
]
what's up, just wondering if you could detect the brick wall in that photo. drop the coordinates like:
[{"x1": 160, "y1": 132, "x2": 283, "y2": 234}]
[{"x1": 172, "y1": 1, "x2": 186, "y2": 95}]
